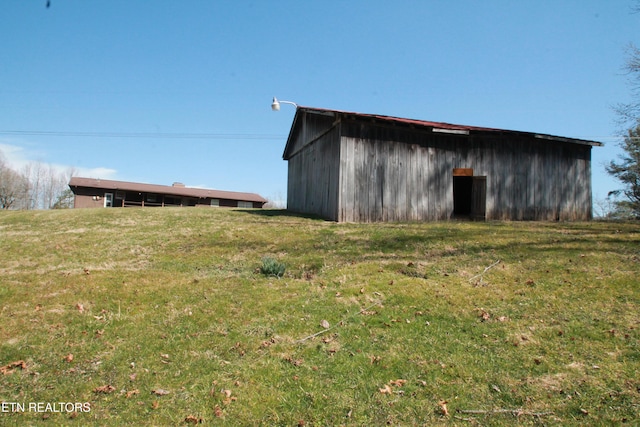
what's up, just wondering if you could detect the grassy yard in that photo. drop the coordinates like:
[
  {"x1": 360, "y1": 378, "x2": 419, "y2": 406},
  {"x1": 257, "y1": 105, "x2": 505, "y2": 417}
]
[{"x1": 0, "y1": 207, "x2": 638, "y2": 426}]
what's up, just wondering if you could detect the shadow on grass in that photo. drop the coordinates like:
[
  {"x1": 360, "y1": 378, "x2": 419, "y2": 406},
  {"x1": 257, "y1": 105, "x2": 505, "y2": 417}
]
[
  {"x1": 237, "y1": 208, "x2": 330, "y2": 221},
  {"x1": 236, "y1": 211, "x2": 639, "y2": 261}
]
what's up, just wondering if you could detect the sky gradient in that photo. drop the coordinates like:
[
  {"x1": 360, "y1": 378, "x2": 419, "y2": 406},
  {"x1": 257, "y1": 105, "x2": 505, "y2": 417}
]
[{"x1": 1, "y1": 1, "x2": 639, "y2": 208}]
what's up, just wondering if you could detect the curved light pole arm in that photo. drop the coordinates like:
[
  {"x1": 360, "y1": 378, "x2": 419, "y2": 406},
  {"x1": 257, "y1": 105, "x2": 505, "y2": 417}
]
[{"x1": 271, "y1": 97, "x2": 298, "y2": 111}]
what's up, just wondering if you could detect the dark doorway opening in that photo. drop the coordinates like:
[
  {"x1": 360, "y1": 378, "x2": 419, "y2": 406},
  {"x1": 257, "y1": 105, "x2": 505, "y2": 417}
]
[
  {"x1": 453, "y1": 168, "x2": 474, "y2": 217},
  {"x1": 453, "y1": 176, "x2": 473, "y2": 216}
]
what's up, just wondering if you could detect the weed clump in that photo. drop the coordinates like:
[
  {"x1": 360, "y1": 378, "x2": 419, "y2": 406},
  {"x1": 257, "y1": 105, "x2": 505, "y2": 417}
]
[{"x1": 260, "y1": 256, "x2": 286, "y2": 278}]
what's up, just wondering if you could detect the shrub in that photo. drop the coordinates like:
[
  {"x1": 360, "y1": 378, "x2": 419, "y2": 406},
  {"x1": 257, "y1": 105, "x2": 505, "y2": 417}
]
[{"x1": 260, "y1": 256, "x2": 286, "y2": 277}]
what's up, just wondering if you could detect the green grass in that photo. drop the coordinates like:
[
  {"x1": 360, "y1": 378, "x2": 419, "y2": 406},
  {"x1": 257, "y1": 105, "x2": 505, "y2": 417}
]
[{"x1": 0, "y1": 207, "x2": 638, "y2": 426}]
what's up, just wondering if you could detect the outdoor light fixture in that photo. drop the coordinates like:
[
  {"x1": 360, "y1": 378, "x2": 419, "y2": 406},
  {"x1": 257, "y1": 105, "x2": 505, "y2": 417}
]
[{"x1": 271, "y1": 97, "x2": 298, "y2": 111}]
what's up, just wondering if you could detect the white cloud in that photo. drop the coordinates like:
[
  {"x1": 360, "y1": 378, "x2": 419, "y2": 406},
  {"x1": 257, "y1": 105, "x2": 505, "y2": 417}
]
[
  {"x1": 75, "y1": 167, "x2": 118, "y2": 179},
  {"x1": 0, "y1": 143, "x2": 31, "y2": 170},
  {"x1": 0, "y1": 142, "x2": 117, "y2": 180}
]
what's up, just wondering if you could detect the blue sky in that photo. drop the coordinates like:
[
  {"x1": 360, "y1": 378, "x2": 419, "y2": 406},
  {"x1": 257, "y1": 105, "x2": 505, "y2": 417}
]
[{"x1": 1, "y1": 1, "x2": 639, "y2": 207}]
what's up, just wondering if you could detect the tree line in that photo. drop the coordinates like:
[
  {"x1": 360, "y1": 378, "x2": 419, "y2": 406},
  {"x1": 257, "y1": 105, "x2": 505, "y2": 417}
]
[
  {"x1": 607, "y1": 41, "x2": 640, "y2": 219},
  {"x1": 0, "y1": 150, "x2": 75, "y2": 210}
]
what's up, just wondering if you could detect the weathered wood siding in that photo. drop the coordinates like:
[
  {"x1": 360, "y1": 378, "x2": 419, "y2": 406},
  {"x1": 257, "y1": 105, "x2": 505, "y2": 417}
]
[
  {"x1": 336, "y1": 120, "x2": 593, "y2": 222},
  {"x1": 479, "y1": 136, "x2": 592, "y2": 221},
  {"x1": 283, "y1": 110, "x2": 337, "y2": 159},
  {"x1": 339, "y1": 133, "x2": 455, "y2": 222},
  {"x1": 286, "y1": 123, "x2": 341, "y2": 220}
]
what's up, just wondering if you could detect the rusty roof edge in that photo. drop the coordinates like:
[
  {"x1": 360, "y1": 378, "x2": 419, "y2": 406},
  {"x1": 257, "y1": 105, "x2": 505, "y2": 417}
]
[{"x1": 293, "y1": 106, "x2": 604, "y2": 147}]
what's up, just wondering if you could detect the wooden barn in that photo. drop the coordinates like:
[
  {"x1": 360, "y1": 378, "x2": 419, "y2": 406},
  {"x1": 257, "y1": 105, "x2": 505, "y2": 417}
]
[{"x1": 282, "y1": 107, "x2": 603, "y2": 222}]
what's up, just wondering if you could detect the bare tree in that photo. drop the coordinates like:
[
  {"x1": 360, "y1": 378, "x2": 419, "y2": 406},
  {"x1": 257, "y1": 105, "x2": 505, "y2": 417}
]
[
  {"x1": 18, "y1": 161, "x2": 75, "y2": 209},
  {"x1": 0, "y1": 146, "x2": 77, "y2": 210},
  {"x1": 0, "y1": 154, "x2": 29, "y2": 209},
  {"x1": 42, "y1": 163, "x2": 60, "y2": 209},
  {"x1": 614, "y1": 44, "x2": 640, "y2": 128},
  {"x1": 22, "y1": 162, "x2": 40, "y2": 209}
]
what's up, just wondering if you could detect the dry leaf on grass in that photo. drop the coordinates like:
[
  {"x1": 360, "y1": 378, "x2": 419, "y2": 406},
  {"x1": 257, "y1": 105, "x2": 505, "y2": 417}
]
[
  {"x1": 284, "y1": 356, "x2": 304, "y2": 367},
  {"x1": 380, "y1": 379, "x2": 407, "y2": 395},
  {"x1": 185, "y1": 415, "x2": 203, "y2": 424},
  {"x1": 151, "y1": 388, "x2": 170, "y2": 396},
  {"x1": 477, "y1": 308, "x2": 490, "y2": 321},
  {"x1": 214, "y1": 405, "x2": 223, "y2": 418},
  {"x1": 320, "y1": 319, "x2": 330, "y2": 329},
  {"x1": 64, "y1": 354, "x2": 74, "y2": 363},
  {"x1": 438, "y1": 400, "x2": 450, "y2": 416},
  {"x1": 93, "y1": 385, "x2": 115, "y2": 394},
  {"x1": 75, "y1": 303, "x2": 85, "y2": 313},
  {"x1": 221, "y1": 389, "x2": 237, "y2": 405},
  {"x1": 379, "y1": 384, "x2": 393, "y2": 394},
  {"x1": 1, "y1": 360, "x2": 26, "y2": 375},
  {"x1": 125, "y1": 389, "x2": 139, "y2": 398},
  {"x1": 389, "y1": 379, "x2": 407, "y2": 387}
]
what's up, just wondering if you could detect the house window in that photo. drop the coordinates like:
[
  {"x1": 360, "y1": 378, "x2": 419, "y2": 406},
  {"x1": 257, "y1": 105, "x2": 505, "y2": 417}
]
[
  {"x1": 146, "y1": 194, "x2": 157, "y2": 203},
  {"x1": 237, "y1": 201, "x2": 253, "y2": 208},
  {"x1": 210, "y1": 199, "x2": 220, "y2": 207}
]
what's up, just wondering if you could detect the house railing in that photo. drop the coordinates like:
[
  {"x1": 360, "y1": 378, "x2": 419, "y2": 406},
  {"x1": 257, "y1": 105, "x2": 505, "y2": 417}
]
[{"x1": 121, "y1": 200, "x2": 188, "y2": 208}]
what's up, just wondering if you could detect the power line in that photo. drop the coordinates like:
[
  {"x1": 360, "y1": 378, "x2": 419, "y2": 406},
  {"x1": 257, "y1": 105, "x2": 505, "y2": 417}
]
[
  {"x1": 1, "y1": 129, "x2": 634, "y2": 142},
  {"x1": 0, "y1": 130, "x2": 287, "y2": 140}
]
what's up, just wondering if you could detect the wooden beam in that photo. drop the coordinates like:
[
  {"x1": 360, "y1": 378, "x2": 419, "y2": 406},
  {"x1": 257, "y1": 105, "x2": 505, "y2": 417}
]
[{"x1": 453, "y1": 168, "x2": 473, "y2": 177}]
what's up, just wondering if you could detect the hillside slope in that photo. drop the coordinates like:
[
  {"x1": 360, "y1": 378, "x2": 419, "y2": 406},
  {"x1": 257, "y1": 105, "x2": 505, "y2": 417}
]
[{"x1": 1, "y1": 208, "x2": 638, "y2": 425}]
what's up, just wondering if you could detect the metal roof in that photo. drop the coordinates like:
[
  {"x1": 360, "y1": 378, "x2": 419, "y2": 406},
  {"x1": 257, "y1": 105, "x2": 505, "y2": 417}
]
[
  {"x1": 69, "y1": 177, "x2": 267, "y2": 203},
  {"x1": 290, "y1": 106, "x2": 604, "y2": 147}
]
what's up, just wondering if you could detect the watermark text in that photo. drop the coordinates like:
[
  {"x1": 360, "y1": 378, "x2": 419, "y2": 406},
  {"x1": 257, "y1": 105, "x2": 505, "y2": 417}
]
[{"x1": 1, "y1": 402, "x2": 91, "y2": 413}]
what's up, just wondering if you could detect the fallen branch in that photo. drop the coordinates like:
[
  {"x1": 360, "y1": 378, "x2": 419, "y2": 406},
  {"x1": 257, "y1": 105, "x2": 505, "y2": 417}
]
[
  {"x1": 468, "y1": 260, "x2": 501, "y2": 284},
  {"x1": 296, "y1": 301, "x2": 382, "y2": 343},
  {"x1": 457, "y1": 408, "x2": 553, "y2": 418}
]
